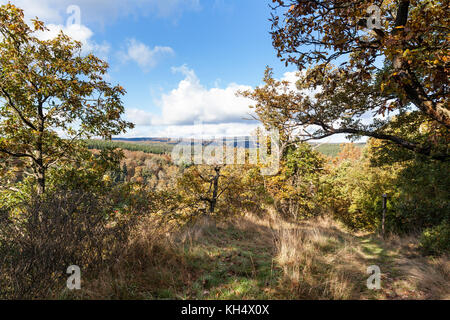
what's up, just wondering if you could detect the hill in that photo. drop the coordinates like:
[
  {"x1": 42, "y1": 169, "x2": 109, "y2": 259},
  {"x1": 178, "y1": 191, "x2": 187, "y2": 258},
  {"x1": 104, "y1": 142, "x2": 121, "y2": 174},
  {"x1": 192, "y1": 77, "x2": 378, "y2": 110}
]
[{"x1": 85, "y1": 139, "x2": 366, "y2": 158}]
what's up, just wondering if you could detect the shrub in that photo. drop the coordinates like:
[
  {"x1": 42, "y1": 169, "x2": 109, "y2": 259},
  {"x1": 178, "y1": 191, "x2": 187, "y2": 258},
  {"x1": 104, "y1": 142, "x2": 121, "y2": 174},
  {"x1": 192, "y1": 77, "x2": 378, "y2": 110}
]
[
  {"x1": 0, "y1": 189, "x2": 135, "y2": 299},
  {"x1": 419, "y1": 221, "x2": 450, "y2": 256}
]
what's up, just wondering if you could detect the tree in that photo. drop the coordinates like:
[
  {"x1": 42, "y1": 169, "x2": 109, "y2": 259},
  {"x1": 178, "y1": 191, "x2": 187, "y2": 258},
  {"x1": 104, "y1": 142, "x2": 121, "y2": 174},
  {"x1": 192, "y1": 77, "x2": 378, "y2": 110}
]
[
  {"x1": 177, "y1": 161, "x2": 268, "y2": 222},
  {"x1": 265, "y1": 142, "x2": 326, "y2": 219},
  {"x1": 335, "y1": 143, "x2": 362, "y2": 165},
  {"x1": 196, "y1": 165, "x2": 222, "y2": 214},
  {"x1": 244, "y1": 0, "x2": 448, "y2": 160},
  {"x1": 0, "y1": 4, "x2": 133, "y2": 194},
  {"x1": 178, "y1": 164, "x2": 225, "y2": 216}
]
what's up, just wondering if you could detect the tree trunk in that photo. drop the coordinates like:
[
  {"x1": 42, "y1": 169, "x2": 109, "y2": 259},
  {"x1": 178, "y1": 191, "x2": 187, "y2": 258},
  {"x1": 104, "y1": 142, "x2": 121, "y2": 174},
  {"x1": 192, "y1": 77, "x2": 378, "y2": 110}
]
[
  {"x1": 392, "y1": 1, "x2": 450, "y2": 128},
  {"x1": 36, "y1": 165, "x2": 45, "y2": 195},
  {"x1": 209, "y1": 166, "x2": 221, "y2": 214}
]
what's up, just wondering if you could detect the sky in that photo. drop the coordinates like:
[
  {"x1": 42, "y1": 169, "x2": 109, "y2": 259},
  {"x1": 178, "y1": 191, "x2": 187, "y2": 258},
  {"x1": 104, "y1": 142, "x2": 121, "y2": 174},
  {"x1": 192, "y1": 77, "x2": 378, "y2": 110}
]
[{"x1": 3, "y1": 0, "x2": 352, "y2": 142}]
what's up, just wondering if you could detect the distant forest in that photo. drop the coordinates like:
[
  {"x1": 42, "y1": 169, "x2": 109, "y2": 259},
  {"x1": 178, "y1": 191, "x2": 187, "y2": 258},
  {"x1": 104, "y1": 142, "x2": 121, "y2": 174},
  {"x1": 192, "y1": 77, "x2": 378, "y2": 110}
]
[
  {"x1": 84, "y1": 139, "x2": 365, "y2": 157},
  {"x1": 83, "y1": 139, "x2": 174, "y2": 155}
]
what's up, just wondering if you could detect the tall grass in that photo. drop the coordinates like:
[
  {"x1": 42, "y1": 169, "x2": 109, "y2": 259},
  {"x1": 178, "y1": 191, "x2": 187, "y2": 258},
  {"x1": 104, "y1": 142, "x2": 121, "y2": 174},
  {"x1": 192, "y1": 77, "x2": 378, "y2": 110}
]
[{"x1": 63, "y1": 213, "x2": 449, "y2": 300}]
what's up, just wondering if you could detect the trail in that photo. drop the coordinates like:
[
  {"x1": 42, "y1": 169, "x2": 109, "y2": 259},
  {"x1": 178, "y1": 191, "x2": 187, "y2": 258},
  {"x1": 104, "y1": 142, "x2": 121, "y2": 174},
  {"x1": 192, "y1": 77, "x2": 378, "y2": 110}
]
[
  {"x1": 175, "y1": 217, "x2": 449, "y2": 300},
  {"x1": 77, "y1": 215, "x2": 449, "y2": 300}
]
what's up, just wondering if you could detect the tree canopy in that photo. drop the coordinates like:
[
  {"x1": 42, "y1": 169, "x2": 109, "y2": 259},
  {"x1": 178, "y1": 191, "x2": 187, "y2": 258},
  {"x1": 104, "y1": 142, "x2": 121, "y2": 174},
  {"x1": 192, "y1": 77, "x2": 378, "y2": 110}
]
[
  {"x1": 242, "y1": 0, "x2": 449, "y2": 161},
  {"x1": 0, "y1": 3, "x2": 134, "y2": 194}
]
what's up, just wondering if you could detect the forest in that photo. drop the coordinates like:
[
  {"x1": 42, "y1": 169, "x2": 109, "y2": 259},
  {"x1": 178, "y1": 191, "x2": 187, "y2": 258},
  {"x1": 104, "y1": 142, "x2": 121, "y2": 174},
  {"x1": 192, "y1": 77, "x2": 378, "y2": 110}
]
[{"x1": 0, "y1": 1, "x2": 448, "y2": 300}]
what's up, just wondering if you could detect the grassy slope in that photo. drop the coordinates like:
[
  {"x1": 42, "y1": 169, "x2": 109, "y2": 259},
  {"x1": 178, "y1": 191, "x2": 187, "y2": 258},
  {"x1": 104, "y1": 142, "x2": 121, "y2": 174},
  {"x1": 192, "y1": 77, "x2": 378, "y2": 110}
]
[{"x1": 73, "y1": 215, "x2": 449, "y2": 300}]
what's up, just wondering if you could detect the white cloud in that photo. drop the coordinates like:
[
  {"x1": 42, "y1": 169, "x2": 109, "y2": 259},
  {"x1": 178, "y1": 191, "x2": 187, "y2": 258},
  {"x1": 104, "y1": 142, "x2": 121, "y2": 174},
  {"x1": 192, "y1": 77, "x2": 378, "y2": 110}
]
[
  {"x1": 120, "y1": 39, "x2": 174, "y2": 71},
  {"x1": 2, "y1": 0, "x2": 195, "y2": 59},
  {"x1": 280, "y1": 70, "x2": 301, "y2": 90},
  {"x1": 119, "y1": 122, "x2": 261, "y2": 139},
  {"x1": 0, "y1": 1, "x2": 110, "y2": 59},
  {"x1": 121, "y1": 67, "x2": 363, "y2": 142},
  {"x1": 125, "y1": 108, "x2": 154, "y2": 126},
  {"x1": 154, "y1": 65, "x2": 255, "y2": 126},
  {"x1": 2, "y1": 0, "x2": 63, "y2": 23},
  {"x1": 123, "y1": 67, "x2": 305, "y2": 138},
  {"x1": 36, "y1": 23, "x2": 110, "y2": 59}
]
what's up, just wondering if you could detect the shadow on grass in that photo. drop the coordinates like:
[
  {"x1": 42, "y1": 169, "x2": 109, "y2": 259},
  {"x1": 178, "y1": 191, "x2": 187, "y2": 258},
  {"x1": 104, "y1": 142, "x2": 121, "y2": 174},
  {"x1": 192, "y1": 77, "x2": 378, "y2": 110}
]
[{"x1": 177, "y1": 218, "x2": 375, "y2": 300}]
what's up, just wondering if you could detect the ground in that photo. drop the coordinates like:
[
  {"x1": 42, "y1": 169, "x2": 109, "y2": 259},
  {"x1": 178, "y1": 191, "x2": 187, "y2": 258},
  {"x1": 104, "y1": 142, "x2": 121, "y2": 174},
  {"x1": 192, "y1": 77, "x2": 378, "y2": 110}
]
[{"x1": 73, "y1": 214, "x2": 449, "y2": 300}]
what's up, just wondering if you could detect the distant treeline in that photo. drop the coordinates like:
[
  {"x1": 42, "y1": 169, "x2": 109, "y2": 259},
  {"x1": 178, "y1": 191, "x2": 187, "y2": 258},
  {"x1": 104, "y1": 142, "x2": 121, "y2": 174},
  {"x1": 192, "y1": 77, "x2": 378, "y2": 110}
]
[
  {"x1": 83, "y1": 139, "x2": 174, "y2": 155},
  {"x1": 84, "y1": 139, "x2": 365, "y2": 157},
  {"x1": 313, "y1": 143, "x2": 365, "y2": 157}
]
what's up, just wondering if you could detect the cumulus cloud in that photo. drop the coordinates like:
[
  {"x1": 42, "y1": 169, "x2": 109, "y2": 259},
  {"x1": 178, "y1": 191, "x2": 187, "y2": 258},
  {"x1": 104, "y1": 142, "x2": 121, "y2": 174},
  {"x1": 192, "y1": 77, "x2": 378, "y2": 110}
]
[
  {"x1": 123, "y1": 66, "x2": 305, "y2": 138},
  {"x1": 280, "y1": 71, "x2": 301, "y2": 90},
  {"x1": 153, "y1": 65, "x2": 255, "y2": 126},
  {"x1": 125, "y1": 67, "x2": 353, "y2": 143},
  {"x1": 119, "y1": 39, "x2": 174, "y2": 71},
  {"x1": 125, "y1": 108, "x2": 154, "y2": 126},
  {"x1": 119, "y1": 122, "x2": 261, "y2": 139},
  {"x1": 36, "y1": 23, "x2": 110, "y2": 59}
]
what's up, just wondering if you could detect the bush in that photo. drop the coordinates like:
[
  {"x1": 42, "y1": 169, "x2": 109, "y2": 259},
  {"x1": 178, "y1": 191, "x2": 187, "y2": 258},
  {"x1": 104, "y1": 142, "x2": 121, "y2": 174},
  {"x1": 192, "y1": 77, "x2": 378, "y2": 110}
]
[
  {"x1": 325, "y1": 140, "x2": 450, "y2": 234},
  {"x1": 419, "y1": 221, "x2": 450, "y2": 256},
  {"x1": 0, "y1": 189, "x2": 135, "y2": 299}
]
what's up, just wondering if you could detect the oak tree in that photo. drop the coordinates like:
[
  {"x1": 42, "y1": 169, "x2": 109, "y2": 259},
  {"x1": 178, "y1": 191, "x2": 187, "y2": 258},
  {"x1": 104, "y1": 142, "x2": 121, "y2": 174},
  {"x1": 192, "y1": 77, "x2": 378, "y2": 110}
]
[
  {"x1": 244, "y1": 0, "x2": 449, "y2": 160},
  {"x1": 0, "y1": 4, "x2": 134, "y2": 194}
]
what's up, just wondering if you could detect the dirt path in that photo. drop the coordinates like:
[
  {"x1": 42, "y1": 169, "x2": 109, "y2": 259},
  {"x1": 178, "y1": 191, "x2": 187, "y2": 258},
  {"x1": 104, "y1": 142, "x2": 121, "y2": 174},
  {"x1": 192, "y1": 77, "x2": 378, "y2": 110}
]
[{"x1": 357, "y1": 235, "x2": 449, "y2": 299}]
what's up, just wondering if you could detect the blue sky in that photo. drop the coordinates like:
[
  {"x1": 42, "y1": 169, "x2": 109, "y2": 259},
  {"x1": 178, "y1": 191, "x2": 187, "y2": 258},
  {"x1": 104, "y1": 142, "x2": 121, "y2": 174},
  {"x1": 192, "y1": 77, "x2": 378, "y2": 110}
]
[{"x1": 5, "y1": 0, "x2": 352, "y2": 141}]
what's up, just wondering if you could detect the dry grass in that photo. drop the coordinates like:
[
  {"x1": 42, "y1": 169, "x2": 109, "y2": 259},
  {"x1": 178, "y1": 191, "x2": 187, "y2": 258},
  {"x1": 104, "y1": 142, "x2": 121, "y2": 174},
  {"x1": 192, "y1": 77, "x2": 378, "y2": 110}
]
[
  {"x1": 67, "y1": 216, "x2": 197, "y2": 299},
  {"x1": 270, "y1": 215, "x2": 368, "y2": 299},
  {"x1": 66, "y1": 213, "x2": 449, "y2": 300},
  {"x1": 382, "y1": 234, "x2": 450, "y2": 299}
]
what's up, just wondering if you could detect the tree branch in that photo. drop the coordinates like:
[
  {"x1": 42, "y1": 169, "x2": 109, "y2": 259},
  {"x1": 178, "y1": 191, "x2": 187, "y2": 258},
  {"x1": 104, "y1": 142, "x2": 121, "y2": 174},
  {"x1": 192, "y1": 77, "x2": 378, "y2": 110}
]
[
  {"x1": 0, "y1": 148, "x2": 37, "y2": 162},
  {"x1": 0, "y1": 86, "x2": 37, "y2": 131},
  {"x1": 303, "y1": 125, "x2": 448, "y2": 161}
]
